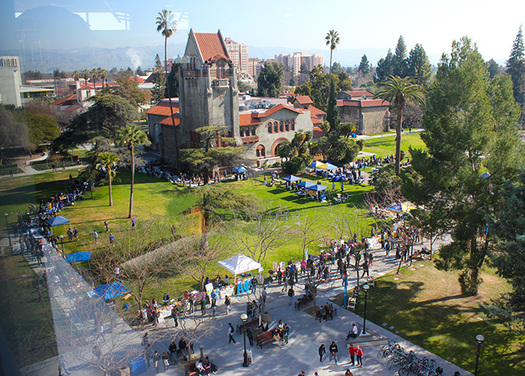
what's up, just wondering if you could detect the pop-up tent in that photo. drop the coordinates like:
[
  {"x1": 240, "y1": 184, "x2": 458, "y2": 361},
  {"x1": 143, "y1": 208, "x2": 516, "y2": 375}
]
[
  {"x1": 65, "y1": 251, "x2": 92, "y2": 263},
  {"x1": 91, "y1": 281, "x2": 130, "y2": 301},
  {"x1": 232, "y1": 166, "x2": 247, "y2": 173},
  {"x1": 386, "y1": 203, "x2": 415, "y2": 213},
  {"x1": 309, "y1": 161, "x2": 327, "y2": 169},
  {"x1": 325, "y1": 162, "x2": 338, "y2": 170},
  {"x1": 296, "y1": 180, "x2": 315, "y2": 189},
  {"x1": 218, "y1": 254, "x2": 261, "y2": 276},
  {"x1": 282, "y1": 175, "x2": 301, "y2": 183},
  {"x1": 46, "y1": 216, "x2": 70, "y2": 227}
]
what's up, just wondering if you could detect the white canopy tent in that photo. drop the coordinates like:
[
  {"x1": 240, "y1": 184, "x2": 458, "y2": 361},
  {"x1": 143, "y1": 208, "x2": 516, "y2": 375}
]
[{"x1": 218, "y1": 253, "x2": 261, "y2": 276}]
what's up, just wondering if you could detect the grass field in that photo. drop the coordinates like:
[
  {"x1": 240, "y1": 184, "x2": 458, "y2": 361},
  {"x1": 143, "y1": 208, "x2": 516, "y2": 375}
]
[
  {"x1": 334, "y1": 261, "x2": 524, "y2": 376},
  {"x1": 362, "y1": 132, "x2": 426, "y2": 158}
]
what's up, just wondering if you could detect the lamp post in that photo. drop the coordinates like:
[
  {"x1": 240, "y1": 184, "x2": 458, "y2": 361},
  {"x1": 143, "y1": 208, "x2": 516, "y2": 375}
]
[
  {"x1": 4, "y1": 213, "x2": 12, "y2": 247},
  {"x1": 240, "y1": 313, "x2": 249, "y2": 367},
  {"x1": 474, "y1": 334, "x2": 484, "y2": 376},
  {"x1": 361, "y1": 284, "x2": 370, "y2": 336}
]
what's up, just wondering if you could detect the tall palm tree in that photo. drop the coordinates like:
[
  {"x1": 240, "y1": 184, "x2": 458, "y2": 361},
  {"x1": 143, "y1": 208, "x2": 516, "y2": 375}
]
[
  {"x1": 375, "y1": 75, "x2": 425, "y2": 175},
  {"x1": 81, "y1": 69, "x2": 90, "y2": 86},
  {"x1": 91, "y1": 67, "x2": 99, "y2": 92},
  {"x1": 99, "y1": 68, "x2": 109, "y2": 89},
  {"x1": 117, "y1": 123, "x2": 151, "y2": 218},
  {"x1": 156, "y1": 9, "x2": 180, "y2": 163},
  {"x1": 96, "y1": 152, "x2": 120, "y2": 206},
  {"x1": 325, "y1": 30, "x2": 340, "y2": 89}
]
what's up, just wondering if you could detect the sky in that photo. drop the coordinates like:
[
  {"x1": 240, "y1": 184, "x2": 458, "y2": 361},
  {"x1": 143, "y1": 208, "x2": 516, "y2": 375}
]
[{"x1": 1, "y1": 0, "x2": 524, "y2": 67}]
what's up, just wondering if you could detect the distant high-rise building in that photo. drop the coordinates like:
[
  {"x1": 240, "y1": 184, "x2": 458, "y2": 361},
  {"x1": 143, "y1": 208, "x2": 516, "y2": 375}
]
[
  {"x1": 248, "y1": 58, "x2": 263, "y2": 77},
  {"x1": 224, "y1": 38, "x2": 249, "y2": 73},
  {"x1": 0, "y1": 56, "x2": 22, "y2": 107},
  {"x1": 275, "y1": 52, "x2": 324, "y2": 76}
]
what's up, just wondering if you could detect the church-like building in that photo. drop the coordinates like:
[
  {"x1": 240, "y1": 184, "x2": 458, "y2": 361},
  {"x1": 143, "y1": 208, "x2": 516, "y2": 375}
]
[{"x1": 147, "y1": 29, "x2": 326, "y2": 167}]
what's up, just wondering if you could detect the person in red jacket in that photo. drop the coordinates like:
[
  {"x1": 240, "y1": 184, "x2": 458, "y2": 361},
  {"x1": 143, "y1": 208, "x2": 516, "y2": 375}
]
[
  {"x1": 349, "y1": 343, "x2": 357, "y2": 365},
  {"x1": 356, "y1": 345, "x2": 364, "y2": 366}
]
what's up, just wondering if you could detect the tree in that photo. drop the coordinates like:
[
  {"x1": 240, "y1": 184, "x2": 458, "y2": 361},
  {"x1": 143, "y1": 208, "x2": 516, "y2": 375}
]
[
  {"x1": 491, "y1": 169, "x2": 525, "y2": 310},
  {"x1": 156, "y1": 9, "x2": 180, "y2": 162},
  {"x1": 116, "y1": 123, "x2": 151, "y2": 218},
  {"x1": 408, "y1": 43, "x2": 433, "y2": 87},
  {"x1": 257, "y1": 61, "x2": 283, "y2": 97},
  {"x1": 487, "y1": 59, "x2": 503, "y2": 78},
  {"x1": 326, "y1": 80, "x2": 340, "y2": 129},
  {"x1": 91, "y1": 67, "x2": 100, "y2": 90},
  {"x1": 358, "y1": 54, "x2": 371, "y2": 76},
  {"x1": 278, "y1": 130, "x2": 313, "y2": 173},
  {"x1": 402, "y1": 37, "x2": 523, "y2": 295},
  {"x1": 96, "y1": 152, "x2": 119, "y2": 206},
  {"x1": 331, "y1": 62, "x2": 343, "y2": 75},
  {"x1": 295, "y1": 65, "x2": 330, "y2": 111},
  {"x1": 375, "y1": 75, "x2": 425, "y2": 175},
  {"x1": 0, "y1": 106, "x2": 31, "y2": 158},
  {"x1": 506, "y1": 25, "x2": 525, "y2": 125},
  {"x1": 52, "y1": 93, "x2": 138, "y2": 150},
  {"x1": 393, "y1": 35, "x2": 409, "y2": 77},
  {"x1": 164, "y1": 62, "x2": 181, "y2": 99},
  {"x1": 99, "y1": 68, "x2": 109, "y2": 88},
  {"x1": 136, "y1": 66, "x2": 145, "y2": 76},
  {"x1": 325, "y1": 30, "x2": 340, "y2": 87},
  {"x1": 151, "y1": 54, "x2": 166, "y2": 104},
  {"x1": 13, "y1": 109, "x2": 59, "y2": 145},
  {"x1": 112, "y1": 76, "x2": 149, "y2": 107},
  {"x1": 336, "y1": 70, "x2": 352, "y2": 92},
  {"x1": 180, "y1": 125, "x2": 244, "y2": 185},
  {"x1": 376, "y1": 50, "x2": 395, "y2": 82}
]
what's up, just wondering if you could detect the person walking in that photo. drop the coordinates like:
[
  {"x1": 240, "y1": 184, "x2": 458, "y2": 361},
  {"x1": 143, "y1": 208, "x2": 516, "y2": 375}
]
[
  {"x1": 247, "y1": 327, "x2": 254, "y2": 346},
  {"x1": 200, "y1": 298, "x2": 206, "y2": 316},
  {"x1": 144, "y1": 344, "x2": 152, "y2": 368},
  {"x1": 104, "y1": 221, "x2": 109, "y2": 232},
  {"x1": 93, "y1": 231, "x2": 99, "y2": 243},
  {"x1": 288, "y1": 286, "x2": 295, "y2": 305},
  {"x1": 349, "y1": 343, "x2": 356, "y2": 366},
  {"x1": 356, "y1": 345, "x2": 363, "y2": 367},
  {"x1": 228, "y1": 323, "x2": 236, "y2": 344},
  {"x1": 225, "y1": 295, "x2": 231, "y2": 314},
  {"x1": 329, "y1": 341, "x2": 338, "y2": 365},
  {"x1": 171, "y1": 306, "x2": 178, "y2": 328},
  {"x1": 318, "y1": 343, "x2": 326, "y2": 362},
  {"x1": 169, "y1": 341, "x2": 177, "y2": 364},
  {"x1": 152, "y1": 350, "x2": 161, "y2": 373}
]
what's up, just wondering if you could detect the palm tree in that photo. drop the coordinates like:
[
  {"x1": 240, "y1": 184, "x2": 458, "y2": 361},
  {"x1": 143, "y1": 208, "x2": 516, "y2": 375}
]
[
  {"x1": 375, "y1": 75, "x2": 425, "y2": 175},
  {"x1": 99, "y1": 68, "x2": 109, "y2": 89},
  {"x1": 325, "y1": 30, "x2": 340, "y2": 89},
  {"x1": 96, "y1": 152, "x2": 119, "y2": 206},
  {"x1": 156, "y1": 9, "x2": 180, "y2": 163},
  {"x1": 81, "y1": 69, "x2": 90, "y2": 86},
  {"x1": 91, "y1": 67, "x2": 99, "y2": 92},
  {"x1": 117, "y1": 123, "x2": 151, "y2": 218}
]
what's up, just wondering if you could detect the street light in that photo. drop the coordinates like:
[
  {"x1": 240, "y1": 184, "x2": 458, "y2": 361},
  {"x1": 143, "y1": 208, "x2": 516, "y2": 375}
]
[
  {"x1": 240, "y1": 313, "x2": 249, "y2": 367},
  {"x1": 361, "y1": 284, "x2": 370, "y2": 336},
  {"x1": 4, "y1": 213, "x2": 12, "y2": 247},
  {"x1": 474, "y1": 334, "x2": 485, "y2": 376}
]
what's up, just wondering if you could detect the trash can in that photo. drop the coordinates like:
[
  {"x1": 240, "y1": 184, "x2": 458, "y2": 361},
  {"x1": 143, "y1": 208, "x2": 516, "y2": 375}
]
[
  {"x1": 119, "y1": 366, "x2": 130, "y2": 376},
  {"x1": 129, "y1": 356, "x2": 147, "y2": 375}
]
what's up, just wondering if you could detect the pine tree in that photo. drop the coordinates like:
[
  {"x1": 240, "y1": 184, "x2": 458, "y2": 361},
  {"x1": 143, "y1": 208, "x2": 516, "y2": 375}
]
[
  {"x1": 408, "y1": 43, "x2": 433, "y2": 87},
  {"x1": 393, "y1": 36, "x2": 409, "y2": 77},
  {"x1": 506, "y1": 25, "x2": 525, "y2": 124},
  {"x1": 376, "y1": 50, "x2": 394, "y2": 82},
  {"x1": 358, "y1": 54, "x2": 371, "y2": 76}
]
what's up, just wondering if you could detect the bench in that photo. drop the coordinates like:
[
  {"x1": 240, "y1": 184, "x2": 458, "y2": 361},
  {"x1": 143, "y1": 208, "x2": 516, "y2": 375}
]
[
  {"x1": 256, "y1": 330, "x2": 276, "y2": 348},
  {"x1": 184, "y1": 360, "x2": 198, "y2": 376},
  {"x1": 294, "y1": 296, "x2": 313, "y2": 310},
  {"x1": 236, "y1": 318, "x2": 259, "y2": 334}
]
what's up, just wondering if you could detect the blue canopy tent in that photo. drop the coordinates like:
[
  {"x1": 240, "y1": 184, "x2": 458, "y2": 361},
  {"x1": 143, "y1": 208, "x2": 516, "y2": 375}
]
[
  {"x1": 232, "y1": 166, "x2": 247, "y2": 173},
  {"x1": 46, "y1": 216, "x2": 70, "y2": 227},
  {"x1": 296, "y1": 181, "x2": 315, "y2": 189},
  {"x1": 386, "y1": 203, "x2": 415, "y2": 213},
  {"x1": 307, "y1": 184, "x2": 329, "y2": 201},
  {"x1": 282, "y1": 175, "x2": 301, "y2": 184},
  {"x1": 65, "y1": 251, "x2": 92, "y2": 263},
  {"x1": 92, "y1": 281, "x2": 130, "y2": 301},
  {"x1": 309, "y1": 161, "x2": 327, "y2": 169},
  {"x1": 325, "y1": 162, "x2": 338, "y2": 170}
]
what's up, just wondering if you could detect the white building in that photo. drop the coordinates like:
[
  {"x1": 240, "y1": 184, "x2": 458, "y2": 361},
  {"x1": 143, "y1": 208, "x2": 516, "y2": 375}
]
[{"x1": 0, "y1": 56, "x2": 22, "y2": 107}]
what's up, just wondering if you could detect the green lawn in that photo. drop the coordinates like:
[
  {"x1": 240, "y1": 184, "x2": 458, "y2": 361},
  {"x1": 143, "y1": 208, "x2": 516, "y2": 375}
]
[
  {"x1": 340, "y1": 261, "x2": 524, "y2": 376},
  {"x1": 362, "y1": 132, "x2": 427, "y2": 158},
  {"x1": 0, "y1": 251, "x2": 57, "y2": 367}
]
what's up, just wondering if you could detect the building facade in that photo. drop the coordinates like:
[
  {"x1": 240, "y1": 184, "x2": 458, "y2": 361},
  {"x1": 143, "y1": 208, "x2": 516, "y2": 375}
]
[
  {"x1": 224, "y1": 38, "x2": 249, "y2": 73},
  {"x1": 275, "y1": 52, "x2": 324, "y2": 76},
  {"x1": 337, "y1": 90, "x2": 390, "y2": 135},
  {"x1": 0, "y1": 56, "x2": 22, "y2": 107}
]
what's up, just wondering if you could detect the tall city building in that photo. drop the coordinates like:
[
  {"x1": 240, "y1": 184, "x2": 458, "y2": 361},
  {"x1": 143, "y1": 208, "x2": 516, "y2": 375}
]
[
  {"x1": 0, "y1": 56, "x2": 22, "y2": 107},
  {"x1": 224, "y1": 37, "x2": 249, "y2": 73},
  {"x1": 275, "y1": 52, "x2": 324, "y2": 76}
]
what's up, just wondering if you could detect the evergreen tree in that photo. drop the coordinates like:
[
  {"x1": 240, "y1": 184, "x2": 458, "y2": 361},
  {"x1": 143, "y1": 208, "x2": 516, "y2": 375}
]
[
  {"x1": 402, "y1": 37, "x2": 523, "y2": 296},
  {"x1": 506, "y1": 25, "x2": 525, "y2": 124},
  {"x1": 487, "y1": 59, "x2": 503, "y2": 78},
  {"x1": 326, "y1": 82, "x2": 339, "y2": 129},
  {"x1": 164, "y1": 62, "x2": 181, "y2": 98},
  {"x1": 393, "y1": 36, "x2": 409, "y2": 77},
  {"x1": 408, "y1": 43, "x2": 433, "y2": 87},
  {"x1": 136, "y1": 66, "x2": 145, "y2": 76},
  {"x1": 376, "y1": 50, "x2": 395, "y2": 82},
  {"x1": 257, "y1": 61, "x2": 284, "y2": 97},
  {"x1": 151, "y1": 54, "x2": 166, "y2": 104},
  {"x1": 295, "y1": 65, "x2": 330, "y2": 111},
  {"x1": 358, "y1": 54, "x2": 371, "y2": 76}
]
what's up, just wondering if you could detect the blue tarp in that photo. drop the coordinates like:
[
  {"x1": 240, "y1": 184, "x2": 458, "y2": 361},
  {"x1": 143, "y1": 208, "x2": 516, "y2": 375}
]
[
  {"x1": 232, "y1": 166, "x2": 247, "y2": 173},
  {"x1": 93, "y1": 281, "x2": 130, "y2": 301},
  {"x1": 46, "y1": 216, "x2": 70, "y2": 227},
  {"x1": 65, "y1": 251, "x2": 92, "y2": 263},
  {"x1": 296, "y1": 181, "x2": 315, "y2": 189},
  {"x1": 282, "y1": 175, "x2": 301, "y2": 183}
]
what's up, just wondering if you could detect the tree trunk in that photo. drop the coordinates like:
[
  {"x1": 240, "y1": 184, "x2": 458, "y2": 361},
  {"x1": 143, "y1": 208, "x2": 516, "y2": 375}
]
[
  {"x1": 128, "y1": 145, "x2": 135, "y2": 218},
  {"x1": 165, "y1": 36, "x2": 180, "y2": 164},
  {"x1": 395, "y1": 107, "x2": 404, "y2": 175},
  {"x1": 108, "y1": 168, "x2": 113, "y2": 206}
]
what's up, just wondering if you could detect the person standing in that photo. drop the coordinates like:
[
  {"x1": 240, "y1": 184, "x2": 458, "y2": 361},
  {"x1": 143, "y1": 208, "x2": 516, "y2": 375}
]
[
  {"x1": 225, "y1": 295, "x2": 231, "y2": 313},
  {"x1": 169, "y1": 341, "x2": 177, "y2": 364},
  {"x1": 171, "y1": 306, "x2": 178, "y2": 328},
  {"x1": 109, "y1": 233, "x2": 115, "y2": 245},
  {"x1": 349, "y1": 343, "x2": 357, "y2": 366},
  {"x1": 104, "y1": 221, "x2": 109, "y2": 232},
  {"x1": 92, "y1": 231, "x2": 99, "y2": 243},
  {"x1": 288, "y1": 286, "x2": 295, "y2": 305},
  {"x1": 329, "y1": 341, "x2": 338, "y2": 365},
  {"x1": 246, "y1": 326, "x2": 254, "y2": 346},
  {"x1": 131, "y1": 216, "x2": 136, "y2": 228},
  {"x1": 228, "y1": 323, "x2": 236, "y2": 344},
  {"x1": 152, "y1": 350, "x2": 160, "y2": 373},
  {"x1": 200, "y1": 298, "x2": 206, "y2": 316},
  {"x1": 318, "y1": 343, "x2": 326, "y2": 362},
  {"x1": 356, "y1": 345, "x2": 363, "y2": 367}
]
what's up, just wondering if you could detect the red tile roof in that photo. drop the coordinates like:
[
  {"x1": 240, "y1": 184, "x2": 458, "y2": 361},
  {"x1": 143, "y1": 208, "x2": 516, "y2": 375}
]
[
  {"x1": 61, "y1": 105, "x2": 83, "y2": 114},
  {"x1": 50, "y1": 94, "x2": 77, "y2": 106},
  {"x1": 146, "y1": 101, "x2": 180, "y2": 116},
  {"x1": 344, "y1": 90, "x2": 374, "y2": 98},
  {"x1": 309, "y1": 105, "x2": 326, "y2": 116},
  {"x1": 258, "y1": 104, "x2": 303, "y2": 118},
  {"x1": 313, "y1": 126, "x2": 325, "y2": 138},
  {"x1": 293, "y1": 95, "x2": 313, "y2": 105},
  {"x1": 337, "y1": 99, "x2": 390, "y2": 107},
  {"x1": 158, "y1": 114, "x2": 180, "y2": 126},
  {"x1": 194, "y1": 32, "x2": 229, "y2": 62},
  {"x1": 239, "y1": 114, "x2": 263, "y2": 126}
]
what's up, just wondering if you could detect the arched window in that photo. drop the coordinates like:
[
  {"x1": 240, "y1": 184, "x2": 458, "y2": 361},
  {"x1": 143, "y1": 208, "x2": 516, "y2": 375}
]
[
  {"x1": 291, "y1": 120, "x2": 295, "y2": 131},
  {"x1": 256, "y1": 144, "x2": 266, "y2": 157},
  {"x1": 274, "y1": 122, "x2": 278, "y2": 133},
  {"x1": 268, "y1": 122, "x2": 273, "y2": 133},
  {"x1": 279, "y1": 121, "x2": 284, "y2": 132},
  {"x1": 285, "y1": 121, "x2": 289, "y2": 131}
]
